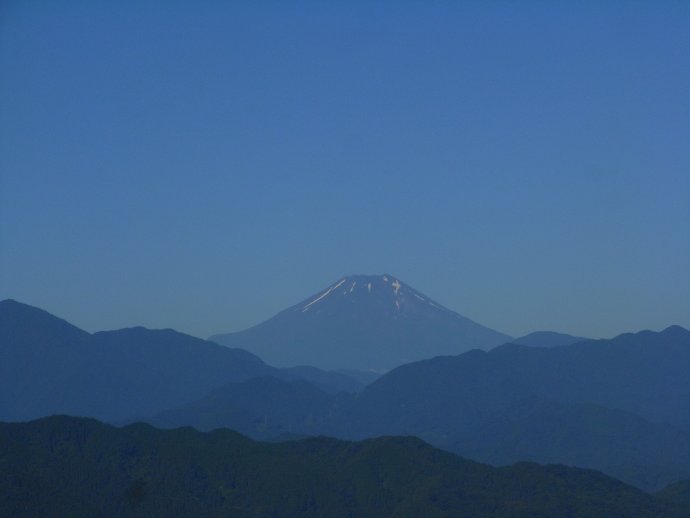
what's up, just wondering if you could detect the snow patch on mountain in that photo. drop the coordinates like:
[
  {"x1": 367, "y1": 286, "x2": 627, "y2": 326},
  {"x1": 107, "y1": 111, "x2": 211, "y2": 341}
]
[{"x1": 302, "y1": 278, "x2": 346, "y2": 312}]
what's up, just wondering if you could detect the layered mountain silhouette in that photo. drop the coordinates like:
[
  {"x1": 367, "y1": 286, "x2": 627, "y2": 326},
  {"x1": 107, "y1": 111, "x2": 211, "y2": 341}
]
[
  {"x1": 0, "y1": 299, "x2": 362, "y2": 423},
  {"x1": 210, "y1": 274, "x2": 512, "y2": 371},
  {"x1": 153, "y1": 326, "x2": 690, "y2": 490},
  {"x1": 331, "y1": 326, "x2": 690, "y2": 488},
  {"x1": 5, "y1": 297, "x2": 690, "y2": 493},
  {"x1": 343, "y1": 326, "x2": 690, "y2": 434},
  {"x1": 2, "y1": 415, "x2": 687, "y2": 517}
]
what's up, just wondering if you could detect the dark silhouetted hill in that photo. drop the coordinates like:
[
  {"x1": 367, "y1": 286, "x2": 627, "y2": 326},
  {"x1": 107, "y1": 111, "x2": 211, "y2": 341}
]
[
  {"x1": 451, "y1": 398, "x2": 690, "y2": 491},
  {"x1": 1, "y1": 415, "x2": 686, "y2": 517},
  {"x1": 658, "y1": 480, "x2": 690, "y2": 508}
]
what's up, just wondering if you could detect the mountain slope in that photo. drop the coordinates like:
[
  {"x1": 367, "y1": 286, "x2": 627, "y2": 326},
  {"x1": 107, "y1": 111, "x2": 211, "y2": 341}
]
[
  {"x1": 0, "y1": 300, "x2": 362, "y2": 423},
  {"x1": 317, "y1": 326, "x2": 690, "y2": 490},
  {"x1": 0, "y1": 299, "x2": 95, "y2": 420},
  {"x1": 1, "y1": 415, "x2": 686, "y2": 518},
  {"x1": 658, "y1": 480, "x2": 690, "y2": 508},
  {"x1": 341, "y1": 326, "x2": 690, "y2": 437},
  {"x1": 452, "y1": 398, "x2": 690, "y2": 491},
  {"x1": 148, "y1": 376, "x2": 337, "y2": 438},
  {"x1": 210, "y1": 274, "x2": 512, "y2": 371},
  {"x1": 141, "y1": 327, "x2": 690, "y2": 490}
]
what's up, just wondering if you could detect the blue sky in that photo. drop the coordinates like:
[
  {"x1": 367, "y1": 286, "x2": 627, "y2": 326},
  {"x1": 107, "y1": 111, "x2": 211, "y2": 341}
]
[{"x1": 1, "y1": 1, "x2": 688, "y2": 340}]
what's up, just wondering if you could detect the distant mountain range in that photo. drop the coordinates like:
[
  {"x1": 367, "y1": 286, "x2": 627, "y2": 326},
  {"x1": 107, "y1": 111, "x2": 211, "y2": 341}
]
[
  {"x1": 210, "y1": 274, "x2": 512, "y2": 371},
  {"x1": 4, "y1": 296, "x2": 690, "y2": 493},
  {"x1": 154, "y1": 325, "x2": 690, "y2": 491},
  {"x1": 2, "y1": 415, "x2": 687, "y2": 517},
  {"x1": 340, "y1": 325, "x2": 690, "y2": 432},
  {"x1": 332, "y1": 325, "x2": 690, "y2": 490},
  {"x1": 0, "y1": 299, "x2": 362, "y2": 423}
]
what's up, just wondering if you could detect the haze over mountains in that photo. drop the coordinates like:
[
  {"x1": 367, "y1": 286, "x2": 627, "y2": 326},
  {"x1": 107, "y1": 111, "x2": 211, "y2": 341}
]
[
  {"x1": 0, "y1": 299, "x2": 360, "y2": 423},
  {"x1": 3, "y1": 285, "x2": 690, "y2": 504},
  {"x1": 210, "y1": 274, "x2": 512, "y2": 371},
  {"x1": 154, "y1": 325, "x2": 690, "y2": 491},
  {"x1": 330, "y1": 325, "x2": 690, "y2": 490}
]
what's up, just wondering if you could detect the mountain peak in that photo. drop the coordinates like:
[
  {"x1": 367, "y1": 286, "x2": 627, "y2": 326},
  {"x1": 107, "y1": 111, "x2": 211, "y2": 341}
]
[
  {"x1": 211, "y1": 275, "x2": 512, "y2": 371},
  {"x1": 0, "y1": 299, "x2": 91, "y2": 344},
  {"x1": 296, "y1": 274, "x2": 449, "y2": 316},
  {"x1": 662, "y1": 325, "x2": 689, "y2": 336}
]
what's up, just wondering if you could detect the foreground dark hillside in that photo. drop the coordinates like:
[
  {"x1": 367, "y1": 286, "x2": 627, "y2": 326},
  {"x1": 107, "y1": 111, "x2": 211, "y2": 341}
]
[
  {"x1": 1, "y1": 416, "x2": 687, "y2": 518},
  {"x1": 658, "y1": 480, "x2": 690, "y2": 508}
]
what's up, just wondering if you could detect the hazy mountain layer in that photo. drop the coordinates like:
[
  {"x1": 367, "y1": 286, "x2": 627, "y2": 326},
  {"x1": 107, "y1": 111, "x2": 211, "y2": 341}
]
[
  {"x1": 0, "y1": 300, "x2": 363, "y2": 423},
  {"x1": 148, "y1": 376, "x2": 338, "y2": 439},
  {"x1": 1, "y1": 415, "x2": 686, "y2": 518},
  {"x1": 512, "y1": 331, "x2": 589, "y2": 347},
  {"x1": 344, "y1": 326, "x2": 690, "y2": 435},
  {"x1": 331, "y1": 326, "x2": 690, "y2": 490},
  {"x1": 153, "y1": 326, "x2": 690, "y2": 490},
  {"x1": 210, "y1": 274, "x2": 512, "y2": 371},
  {"x1": 5, "y1": 298, "x2": 690, "y2": 492}
]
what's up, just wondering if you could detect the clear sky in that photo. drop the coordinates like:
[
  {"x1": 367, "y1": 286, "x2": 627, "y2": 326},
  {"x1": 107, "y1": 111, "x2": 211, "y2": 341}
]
[{"x1": 1, "y1": 1, "x2": 688, "y2": 340}]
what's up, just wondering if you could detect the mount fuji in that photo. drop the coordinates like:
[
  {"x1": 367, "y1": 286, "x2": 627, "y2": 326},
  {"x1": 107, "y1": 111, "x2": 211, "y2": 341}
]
[{"x1": 210, "y1": 274, "x2": 512, "y2": 371}]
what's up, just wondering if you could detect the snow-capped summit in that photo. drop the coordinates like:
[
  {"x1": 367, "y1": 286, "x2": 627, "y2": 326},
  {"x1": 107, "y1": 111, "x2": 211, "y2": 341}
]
[
  {"x1": 298, "y1": 274, "x2": 460, "y2": 317},
  {"x1": 210, "y1": 274, "x2": 512, "y2": 372}
]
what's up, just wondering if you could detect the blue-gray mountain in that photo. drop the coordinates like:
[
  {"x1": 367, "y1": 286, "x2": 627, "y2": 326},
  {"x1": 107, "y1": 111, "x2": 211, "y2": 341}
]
[
  {"x1": 209, "y1": 274, "x2": 512, "y2": 371},
  {"x1": 155, "y1": 326, "x2": 690, "y2": 491},
  {"x1": 330, "y1": 326, "x2": 690, "y2": 490},
  {"x1": 342, "y1": 326, "x2": 690, "y2": 434},
  {"x1": 5, "y1": 297, "x2": 690, "y2": 492},
  {"x1": 0, "y1": 299, "x2": 362, "y2": 424}
]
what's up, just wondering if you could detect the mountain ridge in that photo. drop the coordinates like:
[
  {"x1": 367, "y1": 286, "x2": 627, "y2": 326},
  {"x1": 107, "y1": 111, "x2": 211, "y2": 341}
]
[
  {"x1": 2, "y1": 415, "x2": 687, "y2": 517},
  {"x1": 148, "y1": 325, "x2": 690, "y2": 490},
  {"x1": 0, "y1": 299, "x2": 364, "y2": 423},
  {"x1": 5, "y1": 297, "x2": 690, "y2": 492}
]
